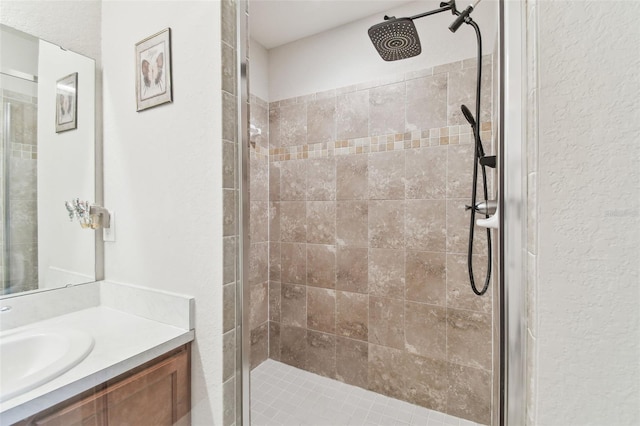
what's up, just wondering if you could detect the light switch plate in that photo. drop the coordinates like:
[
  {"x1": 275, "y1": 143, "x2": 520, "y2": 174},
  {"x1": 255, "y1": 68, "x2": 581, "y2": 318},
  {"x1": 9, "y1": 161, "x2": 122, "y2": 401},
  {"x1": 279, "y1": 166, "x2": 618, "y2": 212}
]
[{"x1": 103, "y1": 210, "x2": 115, "y2": 242}]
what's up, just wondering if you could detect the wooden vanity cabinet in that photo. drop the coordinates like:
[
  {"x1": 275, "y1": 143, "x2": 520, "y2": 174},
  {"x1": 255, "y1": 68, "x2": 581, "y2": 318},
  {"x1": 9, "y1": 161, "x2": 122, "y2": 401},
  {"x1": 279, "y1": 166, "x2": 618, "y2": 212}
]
[{"x1": 16, "y1": 345, "x2": 191, "y2": 426}]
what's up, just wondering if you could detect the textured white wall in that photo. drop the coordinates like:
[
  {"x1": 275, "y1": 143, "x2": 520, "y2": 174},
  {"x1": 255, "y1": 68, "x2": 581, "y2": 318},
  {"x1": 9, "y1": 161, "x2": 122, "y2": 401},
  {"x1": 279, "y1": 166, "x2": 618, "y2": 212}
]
[
  {"x1": 101, "y1": 2, "x2": 223, "y2": 424},
  {"x1": 268, "y1": 0, "x2": 498, "y2": 101},
  {"x1": 250, "y1": 38, "x2": 269, "y2": 100},
  {"x1": 534, "y1": 2, "x2": 640, "y2": 425},
  {"x1": 0, "y1": 0, "x2": 101, "y2": 63}
]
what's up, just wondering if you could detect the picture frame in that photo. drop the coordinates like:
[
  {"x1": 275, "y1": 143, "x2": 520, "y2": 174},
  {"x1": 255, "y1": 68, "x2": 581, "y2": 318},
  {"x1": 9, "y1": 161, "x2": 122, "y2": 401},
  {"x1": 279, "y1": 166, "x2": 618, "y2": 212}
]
[
  {"x1": 55, "y1": 72, "x2": 78, "y2": 133},
  {"x1": 135, "y1": 28, "x2": 172, "y2": 111}
]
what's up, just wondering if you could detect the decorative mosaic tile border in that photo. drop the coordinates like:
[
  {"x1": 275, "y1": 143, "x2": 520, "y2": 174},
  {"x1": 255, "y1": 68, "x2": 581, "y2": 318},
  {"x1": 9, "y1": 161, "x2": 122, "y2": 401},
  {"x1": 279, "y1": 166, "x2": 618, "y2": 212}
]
[
  {"x1": 268, "y1": 122, "x2": 492, "y2": 162},
  {"x1": 11, "y1": 142, "x2": 37, "y2": 160}
]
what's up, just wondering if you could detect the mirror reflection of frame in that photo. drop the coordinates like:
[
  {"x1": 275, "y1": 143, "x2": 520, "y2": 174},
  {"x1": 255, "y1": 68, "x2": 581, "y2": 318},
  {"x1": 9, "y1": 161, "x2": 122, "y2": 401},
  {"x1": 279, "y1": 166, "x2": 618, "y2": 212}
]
[
  {"x1": 55, "y1": 72, "x2": 78, "y2": 133},
  {"x1": 0, "y1": 24, "x2": 97, "y2": 298}
]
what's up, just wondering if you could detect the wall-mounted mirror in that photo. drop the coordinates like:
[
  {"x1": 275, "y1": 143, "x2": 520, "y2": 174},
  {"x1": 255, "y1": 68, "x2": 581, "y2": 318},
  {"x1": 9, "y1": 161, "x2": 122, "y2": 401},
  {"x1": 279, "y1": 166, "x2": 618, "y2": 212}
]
[{"x1": 1, "y1": 24, "x2": 96, "y2": 297}]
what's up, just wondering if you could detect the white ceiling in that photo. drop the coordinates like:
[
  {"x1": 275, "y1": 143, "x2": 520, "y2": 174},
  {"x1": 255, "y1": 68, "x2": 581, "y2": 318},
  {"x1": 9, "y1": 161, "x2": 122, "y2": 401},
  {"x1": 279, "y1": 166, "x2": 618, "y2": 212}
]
[{"x1": 249, "y1": 0, "x2": 416, "y2": 49}]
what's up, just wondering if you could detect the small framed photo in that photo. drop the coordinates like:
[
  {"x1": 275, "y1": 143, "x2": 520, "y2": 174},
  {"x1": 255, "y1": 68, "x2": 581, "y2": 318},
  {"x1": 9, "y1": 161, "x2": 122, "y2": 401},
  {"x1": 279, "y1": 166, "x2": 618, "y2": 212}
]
[
  {"x1": 56, "y1": 72, "x2": 78, "y2": 133},
  {"x1": 135, "y1": 28, "x2": 172, "y2": 111}
]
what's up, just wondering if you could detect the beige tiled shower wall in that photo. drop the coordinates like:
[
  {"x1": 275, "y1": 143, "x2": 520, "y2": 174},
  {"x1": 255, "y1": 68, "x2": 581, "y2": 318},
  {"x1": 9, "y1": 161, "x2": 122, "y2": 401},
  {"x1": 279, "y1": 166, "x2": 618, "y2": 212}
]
[
  {"x1": 248, "y1": 94, "x2": 270, "y2": 369},
  {"x1": 0, "y1": 89, "x2": 39, "y2": 294},
  {"x1": 266, "y1": 56, "x2": 495, "y2": 425},
  {"x1": 221, "y1": 0, "x2": 239, "y2": 424}
]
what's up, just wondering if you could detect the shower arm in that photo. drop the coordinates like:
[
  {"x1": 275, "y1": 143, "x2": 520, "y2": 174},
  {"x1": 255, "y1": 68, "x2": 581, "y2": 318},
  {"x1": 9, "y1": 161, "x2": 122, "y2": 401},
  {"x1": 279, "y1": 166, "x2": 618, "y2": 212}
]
[{"x1": 404, "y1": 1, "x2": 458, "y2": 22}]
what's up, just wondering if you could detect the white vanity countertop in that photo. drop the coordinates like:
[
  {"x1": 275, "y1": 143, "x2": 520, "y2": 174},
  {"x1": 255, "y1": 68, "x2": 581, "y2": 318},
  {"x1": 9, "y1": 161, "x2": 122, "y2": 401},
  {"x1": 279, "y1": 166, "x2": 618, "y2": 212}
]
[{"x1": 0, "y1": 306, "x2": 194, "y2": 425}]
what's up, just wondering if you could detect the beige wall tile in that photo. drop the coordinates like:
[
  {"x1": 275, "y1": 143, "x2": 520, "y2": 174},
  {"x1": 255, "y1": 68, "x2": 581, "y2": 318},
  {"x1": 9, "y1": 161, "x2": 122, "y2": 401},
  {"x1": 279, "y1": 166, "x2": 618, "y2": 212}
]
[
  {"x1": 306, "y1": 201, "x2": 336, "y2": 244},
  {"x1": 336, "y1": 337, "x2": 369, "y2": 388},
  {"x1": 269, "y1": 281, "x2": 281, "y2": 322},
  {"x1": 446, "y1": 362, "x2": 491, "y2": 424},
  {"x1": 446, "y1": 308, "x2": 492, "y2": 370},
  {"x1": 250, "y1": 201, "x2": 269, "y2": 242},
  {"x1": 404, "y1": 354, "x2": 448, "y2": 412},
  {"x1": 223, "y1": 236, "x2": 236, "y2": 285},
  {"x1": 405, "y1": 251, "x2": 446, "y2": 305},
  {"x1": 369, "y1": 296, "x2": 404, "y2": 349},
  {"x1": 336, "y1": 201, "x2": 368, "y2": 247},
  {"x1": 281, "y1": 283, "x2": 307, "y2": 327},
  {"x1": 222, "y1": 141, "x2": 235, "y2": 189},
  {"x1": 280, "y1": 103, "x2": 307, "y2": 147},
  {"x1": 336, "y1": 291, "x2": 368, "y2": 341},
  {"x1": 269, "y1": 321, "x2": 281, "y2": 361},
  {"x1": 281, "y1": 242, "x2": 306, "y2": 284},
  {"x1": 405, "y1": 146, "x2": 447, "y2": 199},
  {"x1": 306, "y1": 157, "x2": 336, "y2": 201},
  {"x1": 269, "y1": 105, "x2": 281, "y2": 148},
  {"x1": 280, "y1": 160, "x2": 307, "y2": 201},
  {"x1": 368, "y1": 343, "x2": 407, "y2": 400},
  {"x1": 280, "y1": 201, "x2": 306, "y2": 242},
  {"x1": 307, "y1": 97, "x2": 336, "y2": 144},
  {"x1": 250, "y1": 322, "x2": 268, "y2": 369},
  {"x1": 249, "y1": 281, "x2": 268, "y2": 330},
  {"x1": 446, "y1": 144, "x2": 475, "y2": 199},
  {"x1": 306, "y1": 244, "x2": 336, "y2": 288},
  {"x1": 336, "y1": 90, "x2": 369, "y2": 140},
  {"x1": 369, "y1": 82, "x2": 406, "y2": 136},
  {"x1": 369, "y1": 200, "x2": 405, "y2": 249},
  {"x1": 446, "y1": 253, "x2": 491, "y2": 313},
  {"x1": 269, "y1": 201, "x2": 281, "y2": 244},
  {"x1": 223, "y1": 329, "x2": 235, "y2": 381},
  {"x1": 406, "y1": 74, "x2": 448, "y2": 131},
  {"x1": 307, "y1": 287, "x2": 336, "y2": 333},
  {"x1": 404, "y1": 301, "x2": 446, "y2": 360},
  {"x1": 336, "y1": 246, "x2": 368, "y2": 293},
  {"x1": 306, "y1": 331, "x2": 336, "y2": 378},
  {"x1": 368, "y1": 151, "x2": 405, "y2": 200},
  {"x1": 223, "y1": 283, "x2": 235, "y2": 333},
  {"x1": 280, "y1": 325, "x2": 307, "y2": 369},
  {"x1": 250, "y1": 156, "x2": 269, "y2": 201},
  {"x1": 223, "y1": 189, "x2": 236, "y2": 236},
  {"x1": 269, "y1": 241, "x2": 281, "y2": 282},
  {"x1": 447, "y1": 66, "x2": 492, "y2": 126},
  {"x1": 369, "y1": 248, "x2": 405, "y2": 298},
  {"x1": 446, "y1": 199, "x2": 488, "y2": 255},
  {"x1": 249, "y1": 242, "x2": 269, "y2": 285},
  {"x1": 269, "y1": 162, "x2": 281, "y2": 201},
  {"x1": 336, "y1": 155, "x2": 368, "y2": 200},
  {"x1": 405, "y1": 200, "x2": 446, "y2": 252}
]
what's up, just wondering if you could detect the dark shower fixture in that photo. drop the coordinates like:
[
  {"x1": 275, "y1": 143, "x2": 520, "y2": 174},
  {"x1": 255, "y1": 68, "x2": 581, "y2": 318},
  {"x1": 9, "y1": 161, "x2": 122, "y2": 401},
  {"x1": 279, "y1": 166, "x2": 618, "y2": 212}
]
[{"x1": 368, "y1": 0, "x2": 493, "y2": 296}]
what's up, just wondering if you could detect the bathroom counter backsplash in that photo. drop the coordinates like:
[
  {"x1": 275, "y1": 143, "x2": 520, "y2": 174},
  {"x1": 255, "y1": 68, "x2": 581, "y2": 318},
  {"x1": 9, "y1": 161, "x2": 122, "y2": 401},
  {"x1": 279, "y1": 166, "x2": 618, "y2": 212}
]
[{"x1": 0, "y1": 282, "x2": 195, "y2": 424}]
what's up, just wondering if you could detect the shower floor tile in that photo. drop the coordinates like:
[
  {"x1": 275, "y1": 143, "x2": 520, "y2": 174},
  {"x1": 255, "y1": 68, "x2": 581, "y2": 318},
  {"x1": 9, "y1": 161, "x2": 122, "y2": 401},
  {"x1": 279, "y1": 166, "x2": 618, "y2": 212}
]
[{"x1": 250, "y1": 359, "x2": 483, "y2": 426}]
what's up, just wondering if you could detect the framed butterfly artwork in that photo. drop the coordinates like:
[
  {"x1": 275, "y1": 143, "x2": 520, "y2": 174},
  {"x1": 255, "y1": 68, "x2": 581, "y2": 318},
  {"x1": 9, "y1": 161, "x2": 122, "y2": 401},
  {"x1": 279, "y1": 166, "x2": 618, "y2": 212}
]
[{"x1": 135, "y1": 28, "x2": 172, "y2": 111}]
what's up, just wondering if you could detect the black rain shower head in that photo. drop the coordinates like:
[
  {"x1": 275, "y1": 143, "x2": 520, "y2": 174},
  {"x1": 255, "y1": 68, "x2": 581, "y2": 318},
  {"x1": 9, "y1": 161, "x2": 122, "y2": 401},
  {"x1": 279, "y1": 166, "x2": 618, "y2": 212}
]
[{"x1": 368, "y1": 16, "x2": 422, "y2": 62}]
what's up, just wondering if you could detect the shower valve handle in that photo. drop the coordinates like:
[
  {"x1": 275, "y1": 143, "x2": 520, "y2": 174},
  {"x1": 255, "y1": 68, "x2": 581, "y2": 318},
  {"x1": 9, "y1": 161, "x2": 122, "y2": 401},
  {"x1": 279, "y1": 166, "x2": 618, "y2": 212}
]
[{"x1": 465, "y1": 200, "x2": 497, "y2": 216}]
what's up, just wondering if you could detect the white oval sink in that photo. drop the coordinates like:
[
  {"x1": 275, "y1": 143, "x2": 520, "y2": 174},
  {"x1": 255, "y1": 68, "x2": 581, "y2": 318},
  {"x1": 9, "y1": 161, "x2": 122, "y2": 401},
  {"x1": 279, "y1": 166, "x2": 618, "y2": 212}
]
[{"x1": 0, "y1": 328, "x2": 94, "y2": 402}]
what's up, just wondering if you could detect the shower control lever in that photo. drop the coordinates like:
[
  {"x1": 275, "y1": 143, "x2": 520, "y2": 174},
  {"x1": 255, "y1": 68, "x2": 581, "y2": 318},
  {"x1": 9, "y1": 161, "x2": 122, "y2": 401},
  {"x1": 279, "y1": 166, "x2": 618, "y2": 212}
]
[{"x1": 465, "y1": 199, "x2": 497, "y2": 216}]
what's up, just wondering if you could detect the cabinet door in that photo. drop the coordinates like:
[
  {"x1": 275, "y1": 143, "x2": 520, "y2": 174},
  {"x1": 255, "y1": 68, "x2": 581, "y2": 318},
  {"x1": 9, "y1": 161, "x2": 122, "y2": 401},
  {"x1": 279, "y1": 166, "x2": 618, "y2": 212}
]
[
  {"x1": 105, "y1": 348, "x2": 190, "y2": 426},
  {"x1": 24, "y1": 390, "x2": 107, "y2": 426},
  {"x1": 15, "y1": 346, "x2": 190, "y2": 426}
]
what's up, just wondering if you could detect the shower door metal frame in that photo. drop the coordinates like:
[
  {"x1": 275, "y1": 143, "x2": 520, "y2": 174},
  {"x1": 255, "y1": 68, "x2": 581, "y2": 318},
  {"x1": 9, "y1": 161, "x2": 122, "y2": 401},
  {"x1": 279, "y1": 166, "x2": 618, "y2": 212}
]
[
  {"x1": 2, "y1": 99, "x2": 12, "y2": 291},
  {"x1": 237, "y1": 0, "x2": 251, "y2": 424},
  {"x1": 499, "y1": 0, "x2": 528, "y2": 424}
]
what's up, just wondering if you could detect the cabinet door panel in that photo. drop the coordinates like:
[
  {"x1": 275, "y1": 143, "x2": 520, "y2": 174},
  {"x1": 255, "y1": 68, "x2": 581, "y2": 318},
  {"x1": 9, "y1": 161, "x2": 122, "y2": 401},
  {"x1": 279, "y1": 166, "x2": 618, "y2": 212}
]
[
  {"x1": 14, "y1": 346, "x2": 190, "y2": 426},
  {"x1": 29, "y1": 391, "x2": 107, "y2": 426},
  {"x1": 106, "y1": 348, "x2": 190, "y2": 426}
]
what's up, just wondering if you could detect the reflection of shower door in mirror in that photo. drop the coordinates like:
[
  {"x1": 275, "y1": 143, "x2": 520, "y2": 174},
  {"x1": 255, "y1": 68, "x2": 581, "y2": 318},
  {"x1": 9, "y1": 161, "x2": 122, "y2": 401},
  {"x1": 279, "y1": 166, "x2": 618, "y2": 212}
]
[{"x1": 1, "y1": 74, "x2": 39, "y2": 294}]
